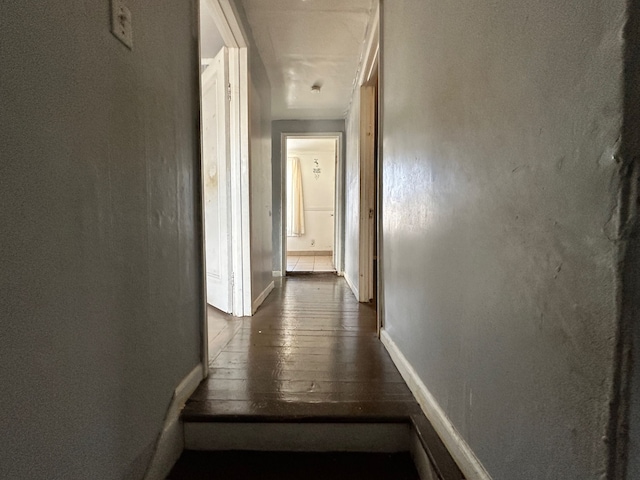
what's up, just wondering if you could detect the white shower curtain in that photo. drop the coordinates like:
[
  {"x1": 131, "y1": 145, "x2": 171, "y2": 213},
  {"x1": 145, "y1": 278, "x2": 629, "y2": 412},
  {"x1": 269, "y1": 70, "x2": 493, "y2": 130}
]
[{"x1": 287, "y1": 157, "x2": 305, "y2": 236}]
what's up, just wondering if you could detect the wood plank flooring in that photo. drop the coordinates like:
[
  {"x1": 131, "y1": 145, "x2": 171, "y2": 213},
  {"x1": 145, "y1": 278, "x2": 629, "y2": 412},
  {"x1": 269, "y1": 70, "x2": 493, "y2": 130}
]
[{"x1": 183, "y1": 274, "x2": 421, "y2": 421}]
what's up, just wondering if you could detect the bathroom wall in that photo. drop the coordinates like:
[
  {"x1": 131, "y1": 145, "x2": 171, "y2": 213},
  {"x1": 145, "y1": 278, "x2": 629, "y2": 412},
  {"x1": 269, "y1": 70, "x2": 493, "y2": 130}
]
[{"x1": 286, "y1": 143, "x2": 336, "y2": 253}]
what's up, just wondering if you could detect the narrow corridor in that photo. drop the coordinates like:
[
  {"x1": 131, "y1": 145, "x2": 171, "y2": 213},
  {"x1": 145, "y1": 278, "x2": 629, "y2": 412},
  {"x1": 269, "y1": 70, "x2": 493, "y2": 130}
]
[
  {"x1": 174, "y1": 274, "x2": 463, "y2": 479},
  {"x1": 186, "y1": 274, "x2": 417, "y2": 418}
]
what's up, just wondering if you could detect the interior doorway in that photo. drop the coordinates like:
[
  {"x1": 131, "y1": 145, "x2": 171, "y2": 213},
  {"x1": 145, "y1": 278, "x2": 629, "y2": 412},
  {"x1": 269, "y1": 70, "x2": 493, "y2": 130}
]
[
  {"x1": 283, "y1": 135, "x2": 340, "y2": 274},
  {"x1": 198, "y1": 0, "x2": 252, "y2": 377},
  {"x1": 355, "y1": 4, "x2": 380, "y2": 316}
]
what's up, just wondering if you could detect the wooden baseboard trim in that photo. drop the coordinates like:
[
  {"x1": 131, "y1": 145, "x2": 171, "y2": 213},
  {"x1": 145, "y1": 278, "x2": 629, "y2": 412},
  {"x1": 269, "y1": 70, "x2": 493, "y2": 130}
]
[
  {"x1": 344, "y1": 272, "x2": 358, "y2": 300},
  {"x1": 252, "y1": 280, "x2": 274, "y2": 314},
  {"x1": 143, "y1": 364, "x2": 204, "y2": 480},
  {"x1": 380, "y1": 329, "x2": 491, "y2": 480}
]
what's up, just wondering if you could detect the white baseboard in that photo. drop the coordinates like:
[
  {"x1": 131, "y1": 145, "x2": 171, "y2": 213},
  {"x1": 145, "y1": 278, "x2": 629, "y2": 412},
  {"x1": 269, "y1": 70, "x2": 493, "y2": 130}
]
[
  {"x1": 344, "y1": 272, "x2": 358, "y2": 299},
  {"x1": 143, "y1": 363, "x2": 204, "y2": 480},
  {"x1": 252, "y1": 280, "x2": 274, "y2": 314},
  {"x1": 273, "y1": 270, "x2": 283, "y2": 277},
  {"x1": 185, "y1": 422, "x2": 410, "y2": 452},
  {"x1": 380, "y1": 329, "x2": 491, "y2": 480}
]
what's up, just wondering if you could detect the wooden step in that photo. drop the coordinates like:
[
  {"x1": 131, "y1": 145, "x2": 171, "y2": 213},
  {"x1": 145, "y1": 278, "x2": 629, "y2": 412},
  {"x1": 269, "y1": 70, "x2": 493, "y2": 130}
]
[
  {"x1": 167, "y1": 451, "x2": 421, "y2": 480},
  {"x1": 184, "y1": 275, "x2": 465, "y2": 479}
]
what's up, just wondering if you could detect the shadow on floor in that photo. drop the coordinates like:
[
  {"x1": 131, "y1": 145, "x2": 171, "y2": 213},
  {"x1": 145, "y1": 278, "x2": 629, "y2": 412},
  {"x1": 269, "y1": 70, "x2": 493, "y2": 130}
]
[{"x1": 167, "y1": 451, "x2": 420, "y2": 480}]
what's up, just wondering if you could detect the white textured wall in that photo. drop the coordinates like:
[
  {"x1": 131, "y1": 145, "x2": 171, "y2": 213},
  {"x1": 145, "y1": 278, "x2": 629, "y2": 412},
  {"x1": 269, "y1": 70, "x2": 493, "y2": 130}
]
[
  {"x1": 382, "y1": 0, "x2": 628, "y2": 478},
  {"x1": 622, "y1": 4, "x2": 640, "y2": 477},
  {"x1": 0, "y1": 1, "x2": 201, "y2": 478},
  {"x1": 287, "y1": 150, "x2": 336, "y2": 253},
  {"x1": 344, "y1": 90, "x2": 361, "y2": 296}
]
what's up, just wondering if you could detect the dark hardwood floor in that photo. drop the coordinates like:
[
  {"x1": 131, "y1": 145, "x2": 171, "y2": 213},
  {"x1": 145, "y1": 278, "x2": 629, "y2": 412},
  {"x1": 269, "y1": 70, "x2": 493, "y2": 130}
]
[
  {"x1": 183, "y1": 274, "x2": 421, "y2": 422},
  {"x1": 178, "y1": 274, "x2": 464, "y2": 479}
]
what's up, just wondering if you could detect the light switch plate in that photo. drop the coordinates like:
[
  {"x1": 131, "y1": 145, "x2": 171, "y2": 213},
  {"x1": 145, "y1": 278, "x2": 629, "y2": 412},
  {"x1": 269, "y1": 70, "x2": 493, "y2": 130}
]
[{"x1": 111, "y1": 0, "x2": 133, "y2": 49}]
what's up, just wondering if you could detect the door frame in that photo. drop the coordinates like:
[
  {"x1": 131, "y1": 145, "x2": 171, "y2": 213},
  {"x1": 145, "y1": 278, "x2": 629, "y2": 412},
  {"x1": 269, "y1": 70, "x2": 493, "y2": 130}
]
[
  {"x1": 358, "y1": 82, "x2": 376, "y2": 304},
  {"x1": 280, "y1": 132, "x2": 344, "y2": 276},
  {"x1": 356, "y1": 2, "x2": 380, "y2": 318},
  {"x1": 198, "y1": 0, "x2": 252, "y2": 377}
]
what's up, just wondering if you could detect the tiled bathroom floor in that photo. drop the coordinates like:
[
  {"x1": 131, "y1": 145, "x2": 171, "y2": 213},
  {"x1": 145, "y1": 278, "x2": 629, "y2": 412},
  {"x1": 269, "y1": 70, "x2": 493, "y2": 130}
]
[{"x1": 286, "y1": 254, "x2": 335, "y2": 273}]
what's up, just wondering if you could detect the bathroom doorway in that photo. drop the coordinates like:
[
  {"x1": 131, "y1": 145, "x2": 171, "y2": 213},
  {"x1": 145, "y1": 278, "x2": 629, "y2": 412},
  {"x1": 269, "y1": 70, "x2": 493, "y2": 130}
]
[{"x1": 284, "y1": 136, "x2": 339, "y2": 274}]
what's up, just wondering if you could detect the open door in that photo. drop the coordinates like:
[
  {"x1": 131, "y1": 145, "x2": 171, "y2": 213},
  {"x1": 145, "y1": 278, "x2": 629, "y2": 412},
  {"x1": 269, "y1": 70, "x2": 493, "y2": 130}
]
[
  {"x1": 353, "y1": 2, "x2": 379, "y2": 304},
  {"x1": 202, "y1": 46, "x2": 232, "y2": 313},
  {"x1": 359, "y1": 82, "x2": 376, "y2": 303}
]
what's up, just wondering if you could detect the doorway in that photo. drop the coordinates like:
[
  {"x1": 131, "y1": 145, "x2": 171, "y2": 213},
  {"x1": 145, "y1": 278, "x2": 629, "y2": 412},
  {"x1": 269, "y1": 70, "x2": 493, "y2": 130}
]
[
  {"x1": 284, "y1": 136, "x2": 339, "y2": 274},
  {"x1": 198, "y1": 0, "x2": 252, "y2": 376}
]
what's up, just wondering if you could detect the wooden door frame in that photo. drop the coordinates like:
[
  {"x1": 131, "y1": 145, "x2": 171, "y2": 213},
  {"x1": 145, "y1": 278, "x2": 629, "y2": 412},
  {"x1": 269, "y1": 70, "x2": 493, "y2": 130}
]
[
  {"x1": 358, "y1": 82, "x2": 376, "y2": 304},
  {"x1": 198, "y1": 0, "x2": 252, "y2": 378},
  {"x1": 356, "y1": 2, "x2": 379, "y2": 305},
  {"x1": 280, "y1": 133, "x2": 345, "y2": 276}
]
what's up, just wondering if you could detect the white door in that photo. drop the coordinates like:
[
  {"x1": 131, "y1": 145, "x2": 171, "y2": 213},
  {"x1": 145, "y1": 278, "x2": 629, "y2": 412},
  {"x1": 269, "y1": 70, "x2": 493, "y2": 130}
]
[{"x1": 202, "y1": 47, "x2": 232, "y2": 312}]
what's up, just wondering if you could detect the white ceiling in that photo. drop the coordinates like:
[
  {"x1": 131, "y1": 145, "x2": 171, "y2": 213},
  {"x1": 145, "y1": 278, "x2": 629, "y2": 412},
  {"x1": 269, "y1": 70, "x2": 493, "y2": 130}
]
[{"x1": 240, "y1": 0, "x2": 376, "y2": 120}]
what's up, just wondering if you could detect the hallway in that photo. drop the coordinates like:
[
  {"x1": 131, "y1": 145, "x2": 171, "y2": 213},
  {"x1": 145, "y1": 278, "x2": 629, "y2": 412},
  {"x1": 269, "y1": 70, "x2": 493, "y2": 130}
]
[
  {"x1": 175, "y1": 274, "x2": 462, "y2": 478},
  {"x1": 4, "y1": 0, "x2": 639, "y2": 478},
  {"x1": 186, "y1": 274, "x2": 417, "y2": 419}
]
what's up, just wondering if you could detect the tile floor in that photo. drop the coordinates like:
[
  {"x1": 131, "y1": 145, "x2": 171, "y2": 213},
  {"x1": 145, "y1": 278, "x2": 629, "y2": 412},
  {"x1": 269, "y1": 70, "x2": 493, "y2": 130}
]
[{"x1": 286, "y1": 254, "x2": 335, "y2": 272}]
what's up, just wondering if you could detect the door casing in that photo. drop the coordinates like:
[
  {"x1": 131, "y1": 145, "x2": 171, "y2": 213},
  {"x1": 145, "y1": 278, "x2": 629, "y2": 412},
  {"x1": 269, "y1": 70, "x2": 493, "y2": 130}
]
[
  {"x1": 197, "y1": 0, "x2": 252, "y2": 378},
  {"x1": 280, "y1": 133, "x2": 345, "y2": 277}
]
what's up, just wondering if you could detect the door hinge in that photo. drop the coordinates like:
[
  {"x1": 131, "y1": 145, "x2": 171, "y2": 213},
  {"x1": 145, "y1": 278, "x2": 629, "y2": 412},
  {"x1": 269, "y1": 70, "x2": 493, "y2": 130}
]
[
  {"x1": 231, "y1": 272, "x2": 235, "y2": 287},
  {"x1": 227, "y1": 83, "x2": 232, "y2": 102},
  {"x1": 369, "y1": 208, "x2": 374, "y2": 219}
]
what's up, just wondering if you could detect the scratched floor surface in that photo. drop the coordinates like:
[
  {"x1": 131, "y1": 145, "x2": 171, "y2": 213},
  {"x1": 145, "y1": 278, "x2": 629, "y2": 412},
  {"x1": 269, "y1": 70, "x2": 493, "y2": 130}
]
[{"x1": 183, "y1": 273, "x2": 420, "y2": 421}]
